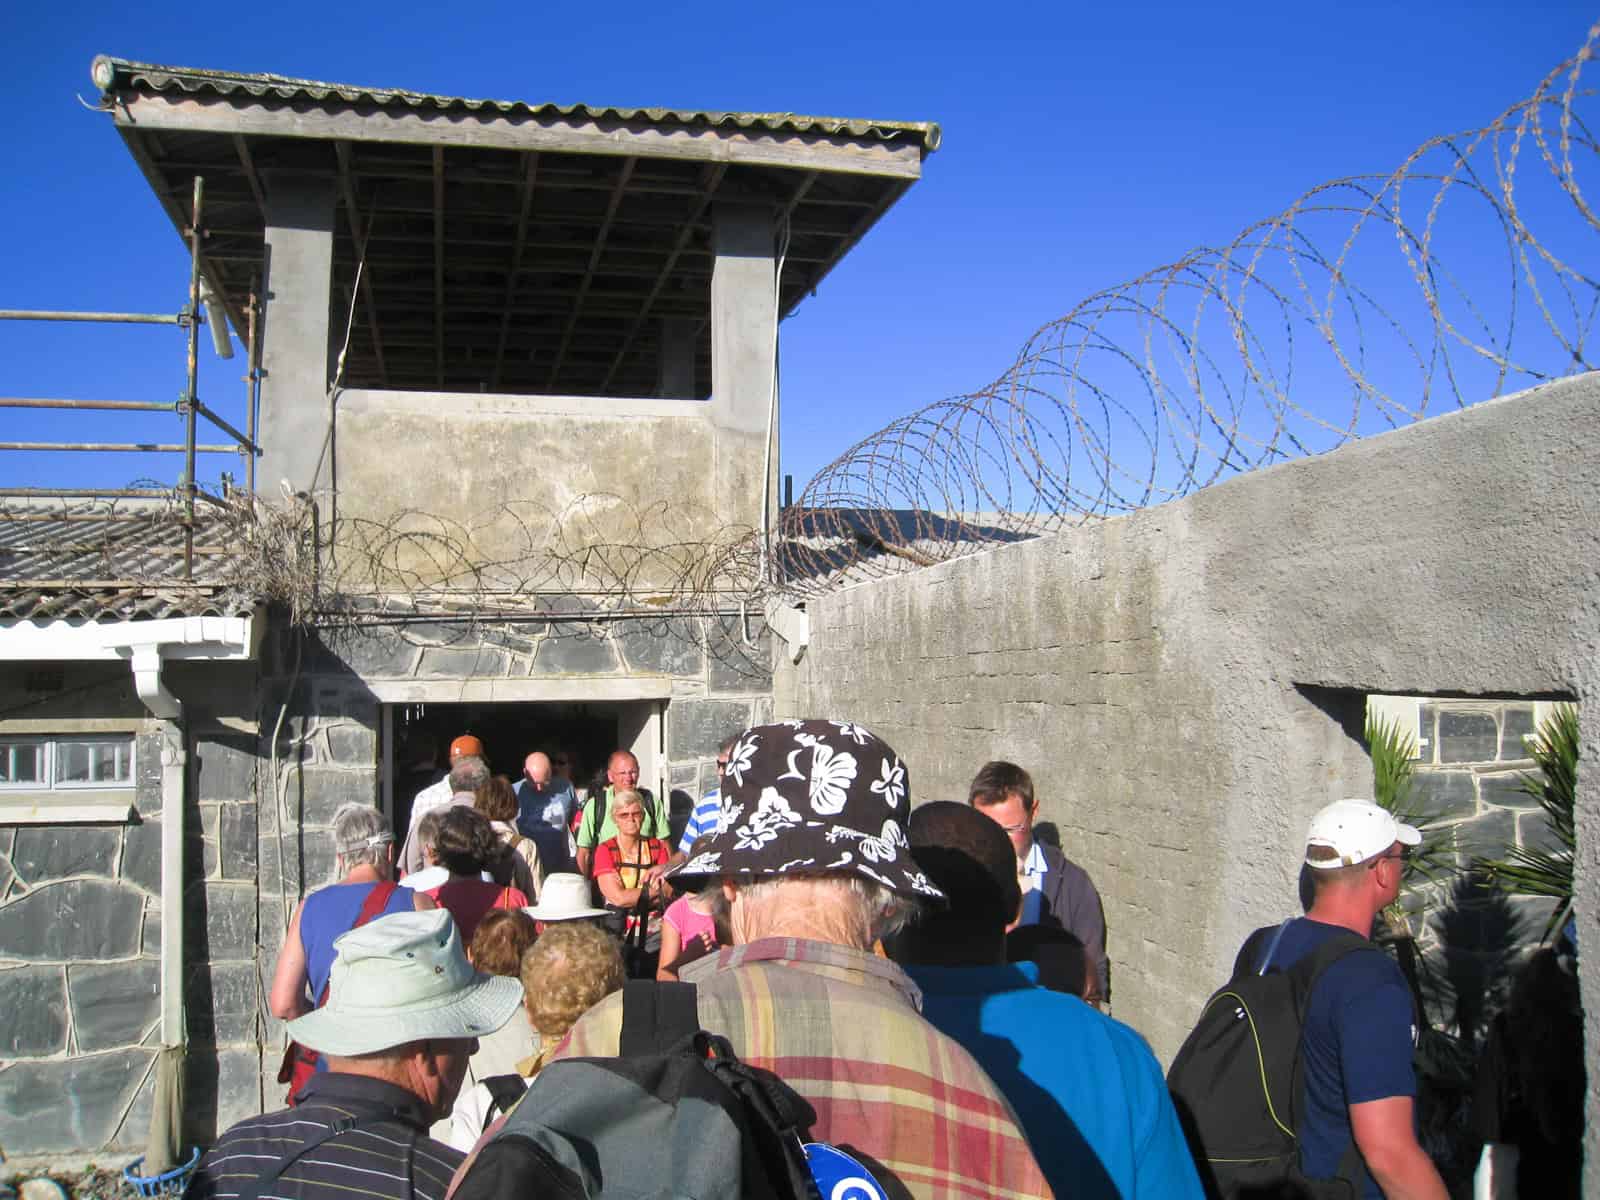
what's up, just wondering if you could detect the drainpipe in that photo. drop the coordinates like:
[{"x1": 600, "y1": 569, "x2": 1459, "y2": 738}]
[{"x1": 130, "y1": 644, "x2": 186, "y2": 1054}]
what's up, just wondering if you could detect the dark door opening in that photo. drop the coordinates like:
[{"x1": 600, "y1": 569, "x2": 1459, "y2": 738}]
[{"x1": 387, "y1": 700, "x2": 637, "y2": 835}]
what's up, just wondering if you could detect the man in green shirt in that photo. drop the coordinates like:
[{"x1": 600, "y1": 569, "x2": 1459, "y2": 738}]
[{"x1": 574, "y1": 749, "x2": 666, "y2": 877}]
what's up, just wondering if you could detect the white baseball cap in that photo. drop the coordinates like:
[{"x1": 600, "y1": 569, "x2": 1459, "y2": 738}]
[
  {"x1": 288, "y1": 909, "x2": 522, "y2": 1056},
  {"x1": 1304, "y1": 799, "x2": 1422, "y2": 869}
]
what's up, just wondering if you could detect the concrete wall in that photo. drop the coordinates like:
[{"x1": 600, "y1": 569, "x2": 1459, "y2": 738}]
[
  {"x1": 331, "y1": 390, "x2": 750, "y2": 589},
  {"x1": 773, "y1": 374, "x2": 1600, "y2": 1150}
]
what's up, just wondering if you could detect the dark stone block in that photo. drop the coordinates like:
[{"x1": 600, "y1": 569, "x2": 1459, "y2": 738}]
[
  {"x1": 707, "y1": 617, "x2": 772, "y2": 692},
  {"x1": 534, "y1": 630, "x2": 619, "y2": 675},
  {"x1": 109, "y1": 1056, "x2": 157, "y2": 1149},
  {"x1": 1411, "y1": 770, "x2": 1476, "y2": 821},
  {"x1": 186, "y1": 882, "x2": 256, "y2": 961},
  {"x1": 480, "y1": 626, "x2": 539, "y2": 655},
  {"x1": 416, "y1": 645, "x2": 512, "y2": 678},
  {"x1": 142, "y1": 908, "x2": 162, "y2": 957},
  {"x1": 326, "y1": 723, "x2": 377, "y2": 767},
  {"x1": 0, "y1": 965, "x2": 68, "y2": 1055},
  {"x1": 0, "y1": 828, "x2": 13, "y2": 855},
  {"x1": 258, "y1": 897, "x2": 288, "y2": 962},
  {"x1": 121, "y1": 816, "x2": 163, "y2": 895},
  {"x1": 668, "y1": 699, "x2": 752, "y2": 760},
  {"x1": 1459, "y1": 807, "x2": 1517, "y2": 860},
  {"x1": 1500, "y1": 706, "x2": 1536, "y2": 761},
  {"x1": 1508, "y1": 895, "x2": 1559, "y2": 939},
  {"x1": 313, "y1": 627, "x2": 417, "y2": 677},
  {"x1": 0, "y1": 879, "x2": 143, "y2": 960},
  {"x1": 258, "y1": 832, "x2": 338, "y2": 896},
  {"x1": 1517, "y1": 809, "x2": 1566, "y2": 856},
  {"x1": 0, "y1": 1048, "x2": 154, "y2": 1154},
  {"x1": 194, "y1": 736, "x2": 257, "y2": 805},
  {"x1": 70, "y1": 959, "x2": 161, "y2": 1051},
  {"x1": 187, "y1": 805, "x2": 220, "y2": 880},
  {"x1": 187, "y1": 960, "x2": 258, "y2": 1045},
  {"x1": 286, "y1": 765, "x2": 376, "y2": 826},
  {"x1": 617, "y1": 618, "x2": 705, "y2": 678},
  {"x1": 1480, "y1": 771, "x2": 1538, "y2": 810},
  {"x1": 1437, "y1": 711, "x2": 1498, "y2": 764},
  {"x1": 183, "y1": 1045, "x2": 262, "y2": 1146},
  {"x1": 218, "y1": 804, "x2": 258, "y2": 880},
  {"x1": 0, "y1": 851, "x2": 14, "y2": 901},
  {"x1": 11, "y1": 827, "x2": 120, "y2": 884}
]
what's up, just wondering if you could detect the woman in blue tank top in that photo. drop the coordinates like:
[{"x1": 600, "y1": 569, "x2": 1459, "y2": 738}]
[{"x1": 269, "y1": 803, "x2": 433, "y2": 1017}]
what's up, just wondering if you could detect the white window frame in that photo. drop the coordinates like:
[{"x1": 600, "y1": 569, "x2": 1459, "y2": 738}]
[{"x1": 0, "y1": 733, "x2": 136, "y2": 792}]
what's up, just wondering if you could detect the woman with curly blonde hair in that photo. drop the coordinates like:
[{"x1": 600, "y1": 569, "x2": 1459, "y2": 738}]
[{"x1": 445, "y1": 919, "x2": 624, "y2": 1150}]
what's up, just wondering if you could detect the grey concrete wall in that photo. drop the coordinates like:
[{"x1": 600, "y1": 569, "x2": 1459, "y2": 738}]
[
  {"x1": 331, "y1": 390, "x2": 757, "y2": 590},
  {"x1": 774, "y1": 373, "x2": 1600, "y2": 1152}
]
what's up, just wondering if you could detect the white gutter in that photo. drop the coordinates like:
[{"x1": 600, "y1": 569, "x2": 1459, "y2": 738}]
[{"x1": 0, "y1": 610, "x2": 262, "y2": 1049}]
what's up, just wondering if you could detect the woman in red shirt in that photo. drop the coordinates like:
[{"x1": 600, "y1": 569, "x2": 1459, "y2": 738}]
[
  {"x1": 593, "y1": 788, "x2": 669, "y2": 924},
  {"x1": 424, "y1": 806, "x2": 529, "y2": 943}
]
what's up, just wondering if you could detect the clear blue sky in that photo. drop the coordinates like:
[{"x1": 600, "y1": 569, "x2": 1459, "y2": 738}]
[{"x1": 2, "y1": 1, "x2": 1593, "y2": 496}]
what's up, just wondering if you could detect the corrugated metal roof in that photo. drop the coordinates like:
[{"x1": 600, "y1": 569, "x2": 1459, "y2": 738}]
[
  {"x1": 0, "y1": 499, "x2": 261, "y2": 623},
  {"x1": 93, "y1": 56, "x2": 943, "y2": 154}
]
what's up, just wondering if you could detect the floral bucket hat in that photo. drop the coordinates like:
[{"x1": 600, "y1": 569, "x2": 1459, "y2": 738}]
[{"x1": 668, "y1": 719, "x2": 945, "y2": 901}]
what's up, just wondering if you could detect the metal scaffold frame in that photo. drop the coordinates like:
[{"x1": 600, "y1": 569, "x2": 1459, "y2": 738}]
[{"x1": 0, "y1": 176, "x2": 262, "y2": 579}]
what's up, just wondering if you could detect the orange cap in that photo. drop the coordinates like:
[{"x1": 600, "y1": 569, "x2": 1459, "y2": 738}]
[{"x1": 449, "y1": 734, "x2": 484, "y2": 760}]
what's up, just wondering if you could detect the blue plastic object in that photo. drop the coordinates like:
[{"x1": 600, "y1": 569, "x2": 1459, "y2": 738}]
[{"x1": 122, "y1": 1148, "x2": 200, "y2": 1198}]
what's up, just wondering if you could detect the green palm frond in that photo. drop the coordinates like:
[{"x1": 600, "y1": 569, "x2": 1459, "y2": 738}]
[{"x1": 1473, "y1": 703, "x2": 1578, "y2": 942}]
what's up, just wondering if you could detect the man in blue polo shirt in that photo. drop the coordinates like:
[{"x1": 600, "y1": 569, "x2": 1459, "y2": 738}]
[{"x1": 1246, "y1": 799, "x2": 1446, "y2": 1200}]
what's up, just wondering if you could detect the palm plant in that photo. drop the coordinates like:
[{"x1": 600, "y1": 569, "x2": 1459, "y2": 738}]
[
  {"x1": 1474, "y1": 703, "x2": 1578, "y2": 942},
  {"x1": 1366, "y1": 712, "x2": 1453, "y2": 909}
]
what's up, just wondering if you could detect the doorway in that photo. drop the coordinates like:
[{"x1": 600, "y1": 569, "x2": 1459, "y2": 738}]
[{"x1": 381, "y1": 698, "x2": 664, "y2": 835}]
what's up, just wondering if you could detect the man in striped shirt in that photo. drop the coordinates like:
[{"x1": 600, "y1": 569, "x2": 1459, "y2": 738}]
[
  {"x1": 188, "y1": 910, "x2": 522, "y2": 1200},
  {"x1": 664, "y1": 733, "x2": 738, "y2": 869}
]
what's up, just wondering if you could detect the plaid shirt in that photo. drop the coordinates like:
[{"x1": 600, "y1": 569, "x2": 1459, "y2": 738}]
[{"x1": 555, "y1": 937, "x2": 1054, "y2": 1200}]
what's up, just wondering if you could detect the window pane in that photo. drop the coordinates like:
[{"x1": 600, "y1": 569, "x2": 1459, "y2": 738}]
[
  {"x1": 1, "y1": 743, "x2": 44, "y2": 784},
  {"x1": 58, "y1": 743, "x2": 91, "y2": 784}
]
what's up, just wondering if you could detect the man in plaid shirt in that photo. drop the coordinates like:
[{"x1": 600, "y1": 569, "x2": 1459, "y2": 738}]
[{"x1": 551, "y1": 720, "x2": 1053, "y2": 1200}]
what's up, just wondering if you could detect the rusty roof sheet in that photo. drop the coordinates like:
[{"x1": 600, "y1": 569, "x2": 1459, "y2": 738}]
[
  {"x1": 93, "y1": 57, "x2": 943, "y2": 154},
  {"x1": 0, "y1": 499, "x2": 261, "y2": 622}
]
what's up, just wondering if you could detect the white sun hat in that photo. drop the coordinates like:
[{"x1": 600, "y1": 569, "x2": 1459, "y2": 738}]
[
  {"x1": 287, "y1": 909, "x2": 522, "y2": 1057},
  {"x1": 523, "y1": 873, "x2": 608, "y2": 922},
  {"x1": 1304, "y1": 799, "x2": 1422, "y2": 869}
]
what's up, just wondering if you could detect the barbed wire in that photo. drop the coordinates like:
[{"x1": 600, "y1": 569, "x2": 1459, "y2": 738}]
[
  {"x1": 6, "y1": 24, "x2": 1596, "y2": 622},
  {"x1": 777, "y1": 20, "x2": 1600, "y2": 594}
]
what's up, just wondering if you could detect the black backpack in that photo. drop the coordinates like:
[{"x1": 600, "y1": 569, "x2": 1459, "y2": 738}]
[
  {"x1": 451, "y1": 981, "x2": 826, "y2": 1200},
  {"x1": 1166, "y1": 921, "x2": 1371, "y2": 1200}
]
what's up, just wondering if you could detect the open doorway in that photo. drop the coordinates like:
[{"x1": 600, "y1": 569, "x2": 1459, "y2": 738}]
[{"x1": 382, "y1": 699, "x2": 664, "y2": 835}]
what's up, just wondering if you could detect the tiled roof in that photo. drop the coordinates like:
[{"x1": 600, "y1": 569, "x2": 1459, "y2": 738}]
[
  {"x1": 93, "y1": 57, "x2": 943, "y2": 153},
  {"x1": 0, "y1": 499, "x2": 261, "y2": 622}
]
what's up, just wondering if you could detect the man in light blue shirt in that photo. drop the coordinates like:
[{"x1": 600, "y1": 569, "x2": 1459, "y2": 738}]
[{"x1": 514, "y1": 751, "x2": 577, "y2": 874}]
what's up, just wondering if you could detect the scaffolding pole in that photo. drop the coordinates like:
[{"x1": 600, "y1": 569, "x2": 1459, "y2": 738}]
[
  {"x1": 0, "y1": 309, "x2": 184, "y2": 326},
  {"x1": 182, "y1": 177, "x2": 204, "y2": 580}
]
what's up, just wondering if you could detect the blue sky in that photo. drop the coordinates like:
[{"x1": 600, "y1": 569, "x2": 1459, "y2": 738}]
[{"x1": 2, "y1": 1, "x2": 1594, "y2": 497}]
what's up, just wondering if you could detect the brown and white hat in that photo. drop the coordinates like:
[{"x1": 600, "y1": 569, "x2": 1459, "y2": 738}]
[{"x1": 667, "y1": 719, "x2": 945, "y2": 901}]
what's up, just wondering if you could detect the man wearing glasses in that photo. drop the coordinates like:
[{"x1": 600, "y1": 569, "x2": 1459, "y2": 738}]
[
  {"x1": 1239, "y1": 799, "x2": 1446, "y2": 1200},
  {"x1": 969, "y1": 761, "x2": 1109, "y2": 1006},
  {"x1": 665, "y1": 733, "x2": 740, "y2": 869}
]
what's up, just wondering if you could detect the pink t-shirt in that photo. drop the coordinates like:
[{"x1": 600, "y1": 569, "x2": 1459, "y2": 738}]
[{"x1": 663, "y1": 894, "x2": 716, "y2": 943}]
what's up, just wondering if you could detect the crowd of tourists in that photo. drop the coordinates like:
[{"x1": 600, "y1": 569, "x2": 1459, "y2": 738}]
[{"x1": 185, "y1": 718, "x2": 1563, "y2": 1200}]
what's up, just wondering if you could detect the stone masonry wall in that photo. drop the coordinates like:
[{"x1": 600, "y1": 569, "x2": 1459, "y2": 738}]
[{"x1": 0, "y1": 726, "x2": 167, "y2": 1160}]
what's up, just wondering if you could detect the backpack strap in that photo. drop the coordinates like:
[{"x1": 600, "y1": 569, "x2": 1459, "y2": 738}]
[
  {"x1": 481, "y1": 1074, "x2": 530, "y2": 1128},
  {"x1": 619, "y1": 980, "x2": 700, "y2": 1057}
]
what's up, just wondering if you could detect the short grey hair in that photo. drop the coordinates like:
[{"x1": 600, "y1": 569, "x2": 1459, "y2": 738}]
[
  {"x1": 733, "y1": 874, "x2": 913, "y2": 945},
  {"x1": 332, "y1": 803, "x2": 393, "y2": 870},
  {"x1": 449, "y1": 755, "x2": 490, "y2": 794}
]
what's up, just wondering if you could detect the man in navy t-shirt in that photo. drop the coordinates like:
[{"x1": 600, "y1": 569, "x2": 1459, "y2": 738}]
[{"x1": 1245, "y1": 799, "x2": 1446, "y2": 1200}]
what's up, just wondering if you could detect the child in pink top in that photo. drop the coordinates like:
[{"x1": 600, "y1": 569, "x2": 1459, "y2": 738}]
[{"x1": 657, "y1": 891, "x2": 718, "y2": 980}]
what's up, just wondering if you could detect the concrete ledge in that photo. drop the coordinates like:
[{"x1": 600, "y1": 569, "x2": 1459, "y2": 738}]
[{"x1": 0, "y1": 799, "x2": 137, "y2": 825}]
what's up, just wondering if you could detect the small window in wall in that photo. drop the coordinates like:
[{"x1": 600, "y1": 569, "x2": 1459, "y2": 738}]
[{"x1": 0, "y1": 735, "x2": 135, "y2": 791}]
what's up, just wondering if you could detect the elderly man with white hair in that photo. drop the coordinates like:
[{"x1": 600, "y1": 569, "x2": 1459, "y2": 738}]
[
  {"x1": 536, "y1": 720, "x2": 1054, "y2": 1200},
  {"x1": 191, "y1": 909, "x2": 523, "y2": 1200}
]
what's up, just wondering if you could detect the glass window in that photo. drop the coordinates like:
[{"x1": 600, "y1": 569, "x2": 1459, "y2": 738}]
[{"x1": 0, "y1": 736, "x2": 135, "y2": 791}]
